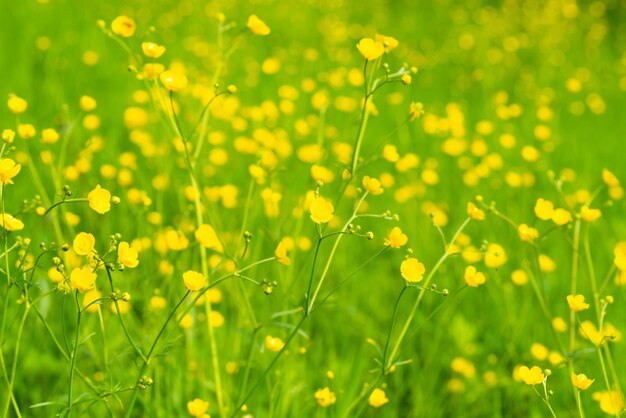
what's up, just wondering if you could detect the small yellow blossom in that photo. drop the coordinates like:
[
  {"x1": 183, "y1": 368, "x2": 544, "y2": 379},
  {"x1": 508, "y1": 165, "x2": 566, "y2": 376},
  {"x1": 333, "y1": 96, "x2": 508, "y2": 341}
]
[
  {"x1": 0, "y1": 159, "x2": 21, "y2": 185},
  {"x1": 400, "y1": 258, "x2": 425, "y2": 282},
  {"x1": 518, "y1": 365, "x2": 544, "y2": 385},
  {"x1": 464, "y1": 265, "x2": 486, "y2": 287},
  {"x1": 1, "y1": 129, "x2": 15, "y2": 144},
  {"x1": 401, "y1": 74, "x2": 412, "y2": 85},
  {"x1": 368, "y1": 388, "x2": 389, "y2": 408},
  {"x1": 580, "y1": 205, "x2": 601, "y2": 222},
  {"x1": 41, "y1": 128, "x2": 60, "y2": 144},
  {"x1": 567, "y1": 294, "x2": 590, "y2": 312},
  {"x1": 384, "y1": 227, "x2": 408, "y2": 249},
  {"x1": 118, "y1": 242, "x2": 139, "y2": 268},
  {"x1": 275, "y1": 242, "x2": 291, "y2": 265},
  {"x1": 534, "y1": 198, "x2": 554, "y2": 220},
  {"x1": 467, "y1": 202, "x2": 485, "y2": 220},
  {"x1": 111, "y1": 15, "x2": 136, "y2": 38},
  {"x1": 552, "y1": 208, "x2": 572, "y2": 225},
  {"x1": 571, "y1": 372, "x2": 594, "y2": 390},
  {"x1": 484, "y1": 243, "x2": 507, "y2": 268},
  {"x1": 265, "y1": 335, "x2": 285, "y2": 352},
  {"x1": 7, "y1": 96, "x2": 28, "y2": 114},
  {"x1": 375, "y1": 34, "x2": 399, "y2": 51},
  {"x1": 70, "y1": 267, "x2": 97, "y2": 292},
  {"x1": 73, "y1": 232, "x2": 96, "y2": 256},
  {"x1": 310, "y1": 196, "x2": 334, "y2": 224},
  {"x1": 141, "y1": 42, "x2": 166, "y2": 58},
  {"x1": 593, "y1": 390, "x2": 625, "y2": 415},
  {"x1": 518, "y1": 224, "x2": 539, "y2": 242},
  {"x1": 88, "y1": 184, "x2": 112, "y2": 214},
  {"x1": 247, "y1": 14, "x2": 270, "y2": 35},
  {"x1": 409, "y1": 102, "x2": 424, "y2": 121},
  {"x1": 79, "y1": 95, "x2": 97, "y2": 112},
  {"x1": 602, "y1": 169, "x2": 620, "y2": 187},
  {"x1": 195, "y1": 224, "x2": 224, "y2": 252},
  {"x1": 314, "y1": 387, "x2": 336, "y2": 407},
  {"x1": 356, "y1": 38, "x2": 384, "y2": 61},
  {"x1": 362, "y1": 176, "x2": 384, "y2": 195},
  {"x1": 160, "y1": 70, "x2": 188, "y2": 92},
  {"x1": 0, "y1": 214, "x2": 24, "y2": 231},
  {"x1": 187, "y1": 398, "x2": 209, "y2": 417},
  {"x1": 183, "y1": 270, "x2": 207, "y2": 292}
]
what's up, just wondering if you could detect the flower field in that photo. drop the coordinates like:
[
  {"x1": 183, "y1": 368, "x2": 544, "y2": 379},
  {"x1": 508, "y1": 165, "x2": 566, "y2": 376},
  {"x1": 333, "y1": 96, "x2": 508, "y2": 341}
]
[{"x1": 1, "y1": 0, "x2": 626, "y2": 416}]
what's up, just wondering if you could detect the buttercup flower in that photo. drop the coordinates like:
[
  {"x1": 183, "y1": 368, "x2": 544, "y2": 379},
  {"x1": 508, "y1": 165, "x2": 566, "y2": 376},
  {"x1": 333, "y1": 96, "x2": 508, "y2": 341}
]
[
  {"x1": 88, "y1": 184, "x2": 112, "y2": 214},
  {"x1": 534, "y1": 198, "x2": 554, "y2": 220},
  {"x1": 142, "y1": 42, "x2": 166, "y2": 58},
  {"x1": 467, "y1": 202, "x2": 485, "y2": 220},
  {"x1": 118, "y1": 242, "x2": 139, "y2": 268},
  {"x1": 580, "y1": 205, "x2": 601, "y2": 222},
  {"x1": 247, "y1": 14, "x2": 270, "y2": 35},
  {"x1": 314, "y1": 387, "x2": 336, "y2": 407},
  {"x1": 362, "y1": 176, "x2": 384, "y2": 195},
  {"x1": 567, "y1": 294, "x2": 590, "y2": 312},
  {"x1": 0, "y1": 214, "x2": 24, "y2": 231},
  {"x1": 275, "y1": 242, "x2": 291, "y2": 265},
  {"x1": 401, "y1": 258, "x2": 425, "y2": 282},
  {"x1": 0, "y1": 158, "x2": 21, "y2": 185},
  {"x1": 195, "y1": 224, "x2": 224, "y2": 252},
  {"x1": 356, "y1": 38, "x2": 384, "y2": 61},
  {"x1": 552, "y1": 208, "x2": 572, "y2": 225},
  {"x1": 1, "y1": 129, "x2": 15, "y2": 144},
  {"x1": 187, "y1": 398, "x2": 209, "y2": 417},
  {"x1": 265, "y1": 335, "x2": 285, "y2": 352},
  {"x1": 73, "y1": 232, "x2": 96, "y2": 256},
  {"x1": 375, "y1": 33, "x2": 399, "y2": 51},
  {"x1": 518, "y1": 224, "x2": 539, "y2": 242},
  {"x1": 183, "y1": 270, "x2": 207, "y2": 291},
  {"x1": 160, "y1": 70, "x2": 188, "y2": 92},
  {"x1": 310, "y1": 196, "x2": 334, "y2": 224},
  {"x1": 518, "y1": 365, "x2": 544, "y2": 385},
  {"x1": 571, "y1": 372, "x2": 594, "y2": 390},
  {"x1": 385, "y1": 227, "x2": 408, "y2": 248},
  {"x1": 111, "y1": 15, "x2": 136, "y2": 37},
  {"x1": 464, "y1": 265, "x2": 486, "y2": 287},
  {"x1": 7, "y1": 96, "x2": 27, "y2": 114},
  {"x1": 368, "y1": 388, "x2": 389, "y2": 407},
  {"x1": 70, "y1": 267, "x2": 97, "y2": 292}
]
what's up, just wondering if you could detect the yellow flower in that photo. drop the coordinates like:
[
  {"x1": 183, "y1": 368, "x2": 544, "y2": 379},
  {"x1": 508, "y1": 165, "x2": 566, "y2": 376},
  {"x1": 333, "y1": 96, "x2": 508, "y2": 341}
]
[
  {"x1": 73, "y1": 232, "x2": 95, "y2": 256},
  {"x1": 614, "y1": 242, "x2": 626, "y2": 271},
  {"x1": 111, "y1": 15, "x2": 136, "y2": 38},
  {"x1": 160, "y1": 70, "x2": 188, "y2": 92},
  {"x1": 7, "y1": 96, "x2": 28, "y2": 114},
  {"x1": 187, "y1": 398, "x2": 209, "y2": 417},
  {"x1": 534, "y1": 198, "x2": 554, "y2": 220},
  {"x1": 265, "y1": 335, "x2": 285, "y2": 352},
  {"x1": 118, "y1": 242, "x2": 139, "y2": 268},
  {"x1": 195, "y1": 224, "x2": 224, "y2": 252},
  {"x1": 552, "y1": 208, "x2": 572, "y2": 225},
  {"x1": 518, "y1": 365, "x2": 545, "y2": 385},
  {"x1": 384, "y1": 227, "x2": 408, "y2": 249},
  {"x1": 314, "y1": 387, "x2": 337, "y2": 407},
  {"x1": 571, "y1": 372, "x2": 594, "y2": 390},
  {"x1": 362, "y1": 176, "x2": 384, "y2": 195},
  {"x1": 247, "y1": 14, "x2": 270, "y2": 35},
  {"x1": 0, "y1": 159, "x2": 21, "y2": 185},
  {"x1": 368, "y1": 388, "x2": 389, "y2": 408},
  {"x1": 275, "y1": 242, "x2": 291, "y2": 266},
  {"x1": 356, "y1": 38, "x2": 384, "y2": 61},
  {"x1": 567, "y1": 294, "x2": 590, "y2": 312},
  {"x1": 593, "y1": 390, "x2": 624, "y2": 415},
  {"x1": 467, "y1": 202, "x2": 485, "y2": 220},
  {"x1": 484, "y1": 243, "x2": 507, "y2": 268},
  {"x1": 464, "y1": 265, "x2": 486, "y2": 287},
  {"x1": 375, "y1": 34, "x2": 399, "y2": 51},
  {"x1": 141, "y1": 42, "x2": 166, "y2": 58},
  {"x1": 70, "y1": 267, "x2": 97, "y2": 292},
  {"x1": 17, "y1": 123, "x2": 36, "y2": 139},
  {"x1": 409, "y1": 102, "x2": 424, "y2": 121},
  {"x1": 401, "y1": 74, "x2": 412, "y2": 85},
  {"x1": 518, "y1": 224, "x2": 539, "y2": 242},
  {"x1": 83, "y1": 289, "x2": 102, "y2": 313},
  {"x1": 0, "y1": 214, "x2": 24, "y2": 231},
  {"x1": 602, "y1": 169, "x2": 620, "y2": 187},
  {"x1": 183, "y1": 270, "x2": 207, "y2": 292},
  {"x1": 1, "y1": 129, "x2": 15, "y2": 144},
  {"x1": 88, "y1": 184, "x2": 112, "y2": 214},
  {"x1": 79, "y1": 95, "x2": 97, "y2": 112},
  {"x1": 580, "y1": 205, "x2": 601, "y2": 222},
  {"x1": 400, "y1": 258, "x2": 425, "y2": 282},
  {"x1": 310, "y1": 196, "x2": 334, "y2": 224},
  {"x1": 41, "y1": 128, "x2": 60, "y2": 144}
]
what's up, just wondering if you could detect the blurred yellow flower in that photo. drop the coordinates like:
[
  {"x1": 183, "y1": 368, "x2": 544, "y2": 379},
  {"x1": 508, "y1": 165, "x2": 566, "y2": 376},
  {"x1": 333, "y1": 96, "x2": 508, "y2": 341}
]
[
  {"x1": 464, "y1": 265, "x2": 486, "y2": 287},
  {"x1": 142, "y1": 42, "x2": 166, "y2": 58},
  {"x1": 368, "y1": 388, "x2": 389, "y2": 407},
  {"x1": 0, "y1": 158, "x2": 21, "y2": 185},
  {"x1": 195, "y1": 224, "x2": 224, "y2": 252},
  {"x1": 160, "y1": 70, "x2": 188, "y2": 92},
  {"x1": 362, "y1": 175, "x2": 384, "y2": 195},
  {"x1": 375, "y1": 34, "x2": 399, "y2": 51},
  {"x1": 111, "y1": 15, "x2": 136, "y2": 38},
  {"x1": 534, "y1": 198, "x2": 554, "y2": 220},
  {"x1": 580, "y1": 205, "x2": 601, "y2": 222},
  {"x1": 118, "y1": 242, "x2": 139, "y2": 268},
  {"x1": 265, "y1": 335, "x2": 285, "y2": 352},
  {"x1": 400, "y1": 258, "x2": 425, "y2": 282},
  {"x1": 187, "y1": 398, "x2": 209, "y2": 417},
  {"x1": 70, "y1": 267, "x2": 97, "y2": 292},
  {"x1": 183, "y1": 270, "x2": 207, "y2": 292},
  {"x1": 73, "y1": 232, "x2": 95, "y2": 256},
  {"x1": 310, "y1": 196, "x2": 334, "y2": 224},
  {"x1": 567, "y1": 294, "x2": 589, "y2": 312},
  {"x1": 385, "y1": 227, "x2": 408, "y2": 249},
  {"x1": 88, "y1": 184, "x2": 111, "y2": 214},
  {"x1": 275, "y1": 242, "x2": 291, "y2": 265},
  {"x1": 356, "y1": 38, "x2": 384, "y2": 61},
  {"x1": 552, "y1": 208, "x2": 572, "y2": 225},
  {"x1": 593, "y1": 390, "x2": 624, "y2": 415},
  {"x1": 247, "y1": 14, "x2": 270, "y2": 35},
  {"x1": 7, "y1": 96, "x2": 27, "y2": 113},
  {"x1": 0, "y1": 214, "x2": 24, "y2": 231},
  {"x1": 314, "y1": 387, "x2": 336, "y2": 407},
  {"x1": 518, "y1": 224, "x2": 539, "y2": 242},
  {"x1": 467, "y1": 202, "x2": 485, "y2": 220}
]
